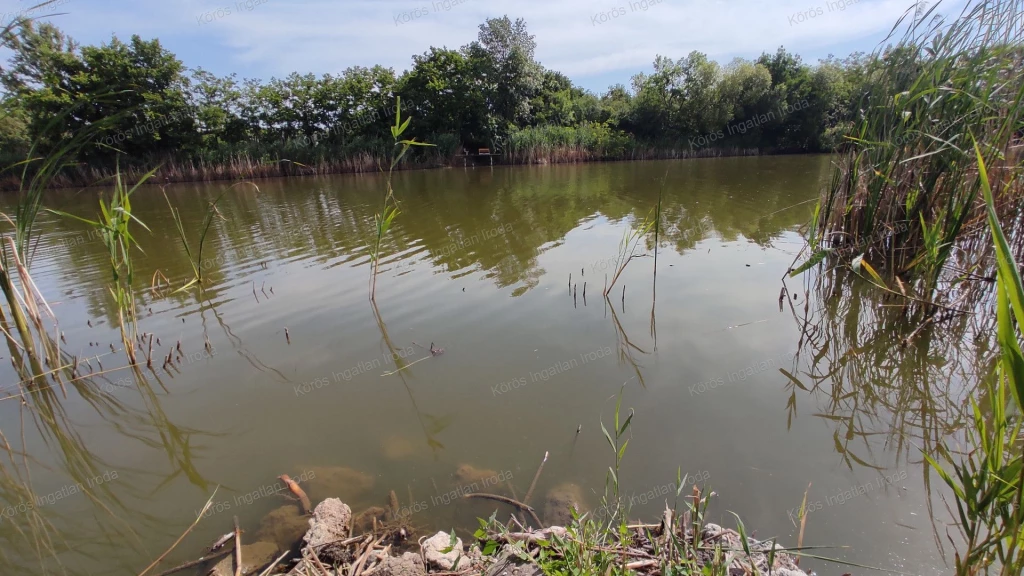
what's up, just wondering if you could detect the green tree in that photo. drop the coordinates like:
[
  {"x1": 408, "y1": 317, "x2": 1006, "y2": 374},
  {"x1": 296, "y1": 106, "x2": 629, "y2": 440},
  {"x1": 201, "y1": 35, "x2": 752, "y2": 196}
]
[
  {"x1": 3, "y1": 22, "x2": 196, "y2": 165},
  {"x1": 399, "y1": 47, "x2": 487, "y2": 144},
  {"x1": 464, "y1": 16, "x2": 542, "y2": 130}
]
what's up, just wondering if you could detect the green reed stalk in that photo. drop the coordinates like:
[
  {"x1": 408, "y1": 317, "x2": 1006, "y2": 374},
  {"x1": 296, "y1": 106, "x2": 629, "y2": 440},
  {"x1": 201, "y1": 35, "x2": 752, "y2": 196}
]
[
  {"x1": 369, "y1": 97, "x2": 433, "y2": 300},
  {"x1": 605, "y1": 210, "x2": 656, "y2": 296},
  {"x1": 799, "y1": 0, "x2": 1023, "y2": 313},
  {"x1": 921, "y1": 146, "x2": 1024, "y2": 575},
  {"x1": 51, "y1": 167, "x2": 155, "y2": 364}
]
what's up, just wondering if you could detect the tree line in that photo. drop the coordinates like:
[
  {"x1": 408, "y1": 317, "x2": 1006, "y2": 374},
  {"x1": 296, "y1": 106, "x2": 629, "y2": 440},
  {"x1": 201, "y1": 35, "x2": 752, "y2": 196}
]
[{"x1": 0, "y1": 15, "x2": 882, "y2": 181}]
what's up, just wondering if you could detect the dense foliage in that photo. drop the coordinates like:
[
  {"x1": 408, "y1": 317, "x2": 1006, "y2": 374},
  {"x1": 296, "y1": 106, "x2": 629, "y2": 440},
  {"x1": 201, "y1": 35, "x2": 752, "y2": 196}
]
[{"x1": 0, "y1": 15, "x2": 873, "y2": 179}]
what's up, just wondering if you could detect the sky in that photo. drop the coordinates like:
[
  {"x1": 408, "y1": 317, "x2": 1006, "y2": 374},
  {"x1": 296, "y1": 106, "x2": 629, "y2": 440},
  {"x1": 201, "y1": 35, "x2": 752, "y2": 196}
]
[{"x1": 0, "y1": 0, "x2": 946, "y2": 93}]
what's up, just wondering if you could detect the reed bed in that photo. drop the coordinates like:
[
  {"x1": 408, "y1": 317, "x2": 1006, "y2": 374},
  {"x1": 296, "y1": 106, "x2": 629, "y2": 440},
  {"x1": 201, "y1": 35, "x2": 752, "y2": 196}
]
[
  {"x1": 502, "y1": 124, "x2": 762, "y2": 165},
  {"x1": 806, "y1": 0, "x2": 1024, "y2": 318},
  {"x1": 0, "y1": 132, "x2": 766, "y2": 191}
]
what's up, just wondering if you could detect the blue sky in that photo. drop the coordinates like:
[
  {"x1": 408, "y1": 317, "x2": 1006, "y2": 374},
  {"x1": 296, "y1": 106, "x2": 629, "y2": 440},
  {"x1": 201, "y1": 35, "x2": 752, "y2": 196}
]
[{"x1": 1, "y1": 0, "x2": 943, "y2": 93}]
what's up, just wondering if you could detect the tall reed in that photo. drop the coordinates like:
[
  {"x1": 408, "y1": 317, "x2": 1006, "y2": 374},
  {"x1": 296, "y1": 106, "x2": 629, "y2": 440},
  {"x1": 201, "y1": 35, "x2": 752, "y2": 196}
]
[
  {"x1": 369, "y1": 97, "x2": 433, "y2": 300},
  {"x1": 922, "y1": 147, "x2": 1024, "y2": 576},
  {"x1": 802, "y1": 0, "x2": 1023, "y2": 316},
  {"x1": 164, "y1": 182, "x2": 257, "y2": 292},
  {"x1": 51, "y1": 167, "x2": 156, "y2": 364}
]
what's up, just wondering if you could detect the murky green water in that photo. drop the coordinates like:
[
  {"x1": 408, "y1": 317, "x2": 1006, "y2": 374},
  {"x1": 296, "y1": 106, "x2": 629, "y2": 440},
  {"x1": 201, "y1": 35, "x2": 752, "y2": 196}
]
[{"x1": 0, "y1": 156, "x2": 971, "y2": 574}]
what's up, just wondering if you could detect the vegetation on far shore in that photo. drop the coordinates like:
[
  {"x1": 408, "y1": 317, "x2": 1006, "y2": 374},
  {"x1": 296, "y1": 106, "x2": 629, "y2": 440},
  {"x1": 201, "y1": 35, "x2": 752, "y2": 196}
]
[{"x1": 3, "y1": 8, "x2": 906, "y2": 187}]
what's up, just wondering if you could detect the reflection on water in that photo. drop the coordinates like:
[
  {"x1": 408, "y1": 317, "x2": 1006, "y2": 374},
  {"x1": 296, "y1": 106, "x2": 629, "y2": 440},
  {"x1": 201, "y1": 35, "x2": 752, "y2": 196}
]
[
  {"x1": 0, "y1": 155, "x2": 973, "y2": 575},
  {"x1": 784, "y1": 264, "x2": 987, "y2": 560}
]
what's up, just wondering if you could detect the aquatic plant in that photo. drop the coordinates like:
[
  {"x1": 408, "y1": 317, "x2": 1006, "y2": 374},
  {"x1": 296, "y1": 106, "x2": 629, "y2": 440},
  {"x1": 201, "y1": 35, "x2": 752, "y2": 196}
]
[
  {"x1": 604, "y1": 209, "x2": 655, "y2": 296},
  {"x1": 369, "y1": 97, "x2": 433, "y2": 300},
  {"x1": 921, "y1": 147, "x2": 1024, "y2": 576},
  {"x1": 163, "y1": 182, "x2": 258, "y2": 292},
  {"x1": 797, "y1": 0, "x2": 1024, "y2": 318},
  {"x1": 52, "y1": 167, "x2": 155, "y2": 364}
]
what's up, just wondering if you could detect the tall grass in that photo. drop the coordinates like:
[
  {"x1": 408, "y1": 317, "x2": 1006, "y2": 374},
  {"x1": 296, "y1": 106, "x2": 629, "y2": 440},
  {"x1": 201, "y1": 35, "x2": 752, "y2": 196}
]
[
  {"x1": 803, "y1": 0, "x2": 1024, "y2": 317},
  {"x1": 503, "y1": 123, "x2": 761, "y2": 165},
  {"x1": 0, "y1": 133, "x2": 457, "y2": 191}
]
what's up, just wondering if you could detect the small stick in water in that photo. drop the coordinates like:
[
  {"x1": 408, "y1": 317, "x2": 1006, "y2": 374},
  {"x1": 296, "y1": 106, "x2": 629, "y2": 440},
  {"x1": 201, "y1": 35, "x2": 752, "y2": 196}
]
[
  {"x1": 232, "y1": 516, "x2": 242, "y2": 576},
  {"x1": 208, "y1": 531, "x2": 234, "y2": 553},
  {"x1": 284, "y1": 328, "x2": 291, "y2": 345},
  {"x1": 523, "y1": 451, "x2": 549, "y2": 507},
  {"x1": 463, "y1": 493, "x2": 542, "y2": 527}
]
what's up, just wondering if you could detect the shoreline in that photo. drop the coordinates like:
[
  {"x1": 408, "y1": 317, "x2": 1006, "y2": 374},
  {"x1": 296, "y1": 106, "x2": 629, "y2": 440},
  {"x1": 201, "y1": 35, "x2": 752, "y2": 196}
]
[
  {"x1": 152, "y1": 464, "x2": 820, "y2": 576},
  {"x1": 191, "y1": 491, "x2": 814, "y2": 576},
  {"x1": 0, "y1": 147, "x2": 813, "y2": 193}
]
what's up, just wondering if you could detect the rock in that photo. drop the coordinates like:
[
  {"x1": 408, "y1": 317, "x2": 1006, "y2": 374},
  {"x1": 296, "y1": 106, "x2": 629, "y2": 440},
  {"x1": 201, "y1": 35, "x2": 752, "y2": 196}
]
[
  {"x1": 381, "y1": 435, "x2": 416, "y2": 460},
  {"x1": 543, "y1": 483, "x2": 585, "y2": 527},
  {"x1": 256, "y1": 505, "x2": 309, "y2": 550},
  {"x1": 454, "y1": 463, "x2": 499, "y2": 487},
  {"x1": 421, "y1": 530, "x2": 463, "y2": 570},
  {"x1": 353, "y1": 506, "x2": 388, "y2": 534},
  {"x1": 303, "y1": 498, "x2": 352, "y2": 564},
  {"x1": 303, "y1": 466, "x2": 375, "y2": 502},
  {"x1": 769, "y1": 569, "x2": 808, "y2": 576},
  {"x1": 210, "y1": 541, "x2": 279, "y2": 576},
  {"x1": 699, "y1": 523, "x2": 807, "y2": 576},
  {"x1": 484, "y1": 545, "x2": 544, "y2": 576},
  {"x1": 701, "y1": 522, "x2": 725, "y2": 538},
  {"x1": 372, "y1": 551, "x2": 425, "y2": 576}
]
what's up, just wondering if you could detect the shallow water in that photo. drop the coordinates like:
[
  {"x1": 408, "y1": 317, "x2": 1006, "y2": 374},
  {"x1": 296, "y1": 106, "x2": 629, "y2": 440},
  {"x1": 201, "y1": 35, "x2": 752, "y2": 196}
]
[{"x1": 0, "y1": 155, "x2": 969, "y2": 574}]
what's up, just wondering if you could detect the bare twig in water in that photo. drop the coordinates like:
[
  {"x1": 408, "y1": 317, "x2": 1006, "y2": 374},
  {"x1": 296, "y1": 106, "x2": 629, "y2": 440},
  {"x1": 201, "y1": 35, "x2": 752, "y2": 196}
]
[
  {"x1": 463, "y1": 493, "x2": 543, "y2": 527},
  {"x1": 380, "y1": 355, "x2": 432, "y2": 376},
  {"x1": 150, "y1": 547, "x2": 233, "y2": 576},
  {"x1": 523, "y1": 451, "x2": 549, "y2": 506},
  {"x1": 233, "y1": 516, "x2": 242, "y2": 576},
  {"x1": 137, "y1": 486, "x2": 220, "y2": 576},
  {"x1": 796, "y1": 482, "x2": 811, "y2": 566},
  {"x1": 257, "y1": 551, "x2": 290, "y2": 576}
]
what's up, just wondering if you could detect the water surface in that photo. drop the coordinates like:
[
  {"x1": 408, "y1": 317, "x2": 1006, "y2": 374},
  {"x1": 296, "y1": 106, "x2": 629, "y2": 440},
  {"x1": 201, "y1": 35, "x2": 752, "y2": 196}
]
[{"x1": 0, "y1": 156, "x2": 969, "y2": 575}]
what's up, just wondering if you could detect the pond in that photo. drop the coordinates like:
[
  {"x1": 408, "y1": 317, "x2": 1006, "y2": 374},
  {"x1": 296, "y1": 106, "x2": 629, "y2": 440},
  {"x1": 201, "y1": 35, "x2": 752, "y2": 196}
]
[{"x1": 0, "y1": 155, "x2": 969, "y2": 575}]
